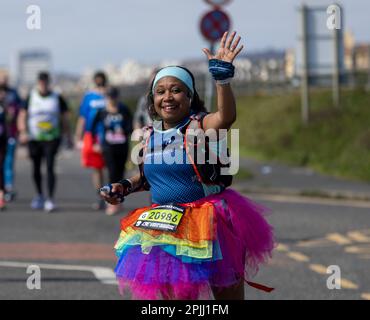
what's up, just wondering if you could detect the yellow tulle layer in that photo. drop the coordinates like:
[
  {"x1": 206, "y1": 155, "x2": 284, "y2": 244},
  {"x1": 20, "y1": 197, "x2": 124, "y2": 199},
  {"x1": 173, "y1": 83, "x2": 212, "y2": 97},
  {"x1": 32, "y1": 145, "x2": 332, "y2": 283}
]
[{"x1": 114, "y1": 226, "x2": 214, "y2": 259}]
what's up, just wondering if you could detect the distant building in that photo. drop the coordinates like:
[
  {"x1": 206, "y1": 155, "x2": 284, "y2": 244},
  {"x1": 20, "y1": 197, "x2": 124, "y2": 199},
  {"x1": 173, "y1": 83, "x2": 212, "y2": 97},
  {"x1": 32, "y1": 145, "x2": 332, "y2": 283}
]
[
  {"x1": 353, "y1": 44, "x2": 370, "y2": 71},
  {"x1": 239, "y1": 50, "x2": 287, "y2": 82},
  {"x1": 10, "y1": 49, "x2": 51, "y2": 87},
  {"x1": 344, "y1": 31, "x2": 356, "y2": 71},
  {"x1": 285, "y1": 49, "x2": 295, "y2": 79},
  {"x1": 343, "y1": 31, "x2": 370, "y2": 72},
  {"x1": 80, "y1": 60, "x2": 154, "y2": 89}
]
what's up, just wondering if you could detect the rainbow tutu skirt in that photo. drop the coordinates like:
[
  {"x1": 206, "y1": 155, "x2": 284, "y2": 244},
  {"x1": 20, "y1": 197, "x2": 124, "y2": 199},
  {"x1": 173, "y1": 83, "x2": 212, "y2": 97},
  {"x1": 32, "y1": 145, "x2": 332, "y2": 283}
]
[{"x1": 114, "y1": 188, "x2": 275, "y2": 299}]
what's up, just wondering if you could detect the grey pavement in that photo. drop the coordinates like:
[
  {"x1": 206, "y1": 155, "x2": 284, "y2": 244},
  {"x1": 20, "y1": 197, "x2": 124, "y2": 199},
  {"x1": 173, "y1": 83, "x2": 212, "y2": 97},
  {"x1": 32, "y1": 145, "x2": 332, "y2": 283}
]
[
  {"x1": 236, "y1": 157, "x2": 370, "y2": 200},
  {"x1": 0, "y1": 146, "x2": 370, "y2": 300}
]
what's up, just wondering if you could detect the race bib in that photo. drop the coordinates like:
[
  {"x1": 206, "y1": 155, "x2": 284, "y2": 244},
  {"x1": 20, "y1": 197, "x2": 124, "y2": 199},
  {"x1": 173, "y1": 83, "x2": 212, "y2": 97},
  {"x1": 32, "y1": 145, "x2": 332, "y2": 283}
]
[
  {"x1": 37, "y1": 121, "x2": 53, "y2": 132},
  {"x1": 105, "y1": 131, "x2": 127, "y2": 144},
  {"x1": 30, "y1": 115, "x2": 59, "y2": 141},
  {"x1": 134, "y1": 204, "x2": 186, "y2": 232}
]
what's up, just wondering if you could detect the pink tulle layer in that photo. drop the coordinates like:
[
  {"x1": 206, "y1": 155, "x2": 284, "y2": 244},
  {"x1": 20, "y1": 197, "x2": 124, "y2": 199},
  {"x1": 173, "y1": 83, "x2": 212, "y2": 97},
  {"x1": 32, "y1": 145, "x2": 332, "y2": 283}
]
[{"x1": 115, "y1": 188, "x2": 275, "y2": 299}]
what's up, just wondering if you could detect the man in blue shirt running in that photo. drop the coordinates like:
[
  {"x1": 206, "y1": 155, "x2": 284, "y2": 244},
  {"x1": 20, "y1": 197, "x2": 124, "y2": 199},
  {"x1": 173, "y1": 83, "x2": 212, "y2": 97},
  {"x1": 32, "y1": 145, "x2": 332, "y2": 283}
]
[{"x1": 75, "y1": 71, "x2": 107, "y2": 210}]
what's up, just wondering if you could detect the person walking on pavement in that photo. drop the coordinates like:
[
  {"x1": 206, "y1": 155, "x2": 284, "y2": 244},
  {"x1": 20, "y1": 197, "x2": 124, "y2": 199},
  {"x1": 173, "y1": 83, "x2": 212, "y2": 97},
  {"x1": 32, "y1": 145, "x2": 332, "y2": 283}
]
[
  {"x1": 0, "y1": 74, "x2": 22, "y2": 202},
  {"x1": 0, "y1": 85, "x2": 11, "y2": 210},
  {"x1": 91, "y1": 87, "x2": 132, "y2": 216},
  {"x1": 132, "y1": 70, "x2": 158, "y2": 131},
  {"x1": 100, "y1": 32, "x2": 275, "y2": 300},
  {"x1": 75, "y1": 71, "x2": 107, "y2": 210},
  {"x1": 17, "y1": 72, "x2": 72, "y2": 212},
  {"x1": 132, "y1": 94, "x2": 151, "y2": 130}
]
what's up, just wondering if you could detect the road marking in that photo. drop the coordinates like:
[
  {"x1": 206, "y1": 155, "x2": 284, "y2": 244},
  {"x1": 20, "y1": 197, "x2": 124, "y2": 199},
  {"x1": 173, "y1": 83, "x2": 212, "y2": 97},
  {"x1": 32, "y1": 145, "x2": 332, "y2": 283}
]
[
  {"x1": 340, "y1": 279, "x2": 359, "y2": 290},
  {"x1": 0, "y1": 261, "x2": 118, "y2": 285},
  {"x1": 347, "y1": 231, "x2": 370, "y2": 243},
  {"x1": 361, "y1": 293, "x2": 370, "y2": 300},
  {"x1": 309, "y1": 264, "x2": 359, "y2": 289},
  {"x1": 345, "y1": 246, "x2": 361, "y2": 254},
  {"x1": 359, "y1": 255, "x2": 370, "y2": 259},
  {"x1": 286, "y1": 252, "x2": 310, "y2": 262},
  {"x1": 345, "y1": 245, "x2": 370, "y2": 254},
  {"x1": 248, "y1": 193, "x2": 370, "y2": 209},
  {"x1": 276, "y1": 243, "x2": 289, "y2": 252},
  {"x1": 326, "y1": 233, "x2": 352, "y2": 245},
  {"x1": 294, "y1": 229, "x2": 370, "y2": 249},
  {"x1": 309, "y1": 264, "x2": 327, "y2": 274},
  {"x1": 296, "y1": 238, "x2": 333, "y2": 248}
]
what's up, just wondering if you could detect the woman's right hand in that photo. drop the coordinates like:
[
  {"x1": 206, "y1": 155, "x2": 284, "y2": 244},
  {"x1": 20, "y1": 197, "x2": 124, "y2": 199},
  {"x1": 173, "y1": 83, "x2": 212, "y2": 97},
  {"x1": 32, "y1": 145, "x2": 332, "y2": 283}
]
[{"x1": 99, "y1": 183, "x2": 125, "y2": 205}]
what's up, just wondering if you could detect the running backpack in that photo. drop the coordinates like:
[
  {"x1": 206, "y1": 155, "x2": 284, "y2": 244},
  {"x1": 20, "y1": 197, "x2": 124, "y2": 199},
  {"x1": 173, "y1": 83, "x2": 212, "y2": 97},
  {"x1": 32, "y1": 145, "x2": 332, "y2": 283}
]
[{"x1": 136, "y1": 112, "x2": 233, "y2": 191}]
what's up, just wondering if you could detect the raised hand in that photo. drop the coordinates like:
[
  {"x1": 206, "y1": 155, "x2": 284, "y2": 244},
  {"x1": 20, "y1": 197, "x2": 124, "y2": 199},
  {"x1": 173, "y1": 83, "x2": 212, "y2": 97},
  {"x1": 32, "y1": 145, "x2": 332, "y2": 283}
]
[{"x1": 202, "y1": 31, "x2": 244, "y2": 63}]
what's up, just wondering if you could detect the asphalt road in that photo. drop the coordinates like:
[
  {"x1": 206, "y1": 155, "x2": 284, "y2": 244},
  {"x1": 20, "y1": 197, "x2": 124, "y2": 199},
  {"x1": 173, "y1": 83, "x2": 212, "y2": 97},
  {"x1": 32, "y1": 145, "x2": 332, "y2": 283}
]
[{"x1": 0, "y1": 147, "x2": 369, "y2": 300}]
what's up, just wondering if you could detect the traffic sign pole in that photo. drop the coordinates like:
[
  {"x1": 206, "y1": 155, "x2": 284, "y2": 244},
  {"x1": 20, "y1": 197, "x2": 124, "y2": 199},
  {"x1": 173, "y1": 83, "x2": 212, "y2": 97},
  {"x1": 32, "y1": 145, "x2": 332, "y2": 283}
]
[
  {"x1": 200, "y1": 7, "x2": 231, "y2": 111},
  {"x1": 300, "y1": 5, "x2": 310, "y2": 125}
]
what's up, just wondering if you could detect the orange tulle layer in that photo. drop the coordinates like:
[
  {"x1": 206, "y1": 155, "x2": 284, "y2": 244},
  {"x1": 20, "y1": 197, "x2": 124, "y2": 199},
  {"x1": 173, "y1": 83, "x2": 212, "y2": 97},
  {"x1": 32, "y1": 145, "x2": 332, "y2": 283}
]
[{"x1": 120, "y1": 202, "x2": 216, "y2": 243}]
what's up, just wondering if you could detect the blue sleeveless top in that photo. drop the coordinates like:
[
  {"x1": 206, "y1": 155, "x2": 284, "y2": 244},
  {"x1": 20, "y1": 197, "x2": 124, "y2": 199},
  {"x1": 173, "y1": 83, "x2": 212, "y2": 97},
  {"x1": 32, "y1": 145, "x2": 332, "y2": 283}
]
[{"x1": 143, "y1": 116, "x2": 222, "y2": 205}]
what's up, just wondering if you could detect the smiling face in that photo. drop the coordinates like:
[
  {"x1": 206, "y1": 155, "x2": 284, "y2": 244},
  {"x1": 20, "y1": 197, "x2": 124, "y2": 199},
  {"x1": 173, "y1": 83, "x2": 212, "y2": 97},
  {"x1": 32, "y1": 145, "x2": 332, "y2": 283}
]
[{"x1": 153, "y1": 76, "x2": 192, "y2": 129}]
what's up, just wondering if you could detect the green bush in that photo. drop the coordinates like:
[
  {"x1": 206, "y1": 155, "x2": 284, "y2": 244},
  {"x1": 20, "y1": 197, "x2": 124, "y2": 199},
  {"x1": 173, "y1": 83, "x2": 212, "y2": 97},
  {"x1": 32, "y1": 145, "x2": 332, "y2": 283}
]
[{"x1": 233, "y1": 88, "x2": 370, "y2": 181}]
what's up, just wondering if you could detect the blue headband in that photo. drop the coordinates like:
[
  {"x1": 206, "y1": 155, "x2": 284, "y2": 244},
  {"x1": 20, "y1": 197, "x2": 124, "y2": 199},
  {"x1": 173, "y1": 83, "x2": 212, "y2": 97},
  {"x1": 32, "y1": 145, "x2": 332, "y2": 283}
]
[{"x1": 152, "y1": 66, "x2": 194, "y2": 96}]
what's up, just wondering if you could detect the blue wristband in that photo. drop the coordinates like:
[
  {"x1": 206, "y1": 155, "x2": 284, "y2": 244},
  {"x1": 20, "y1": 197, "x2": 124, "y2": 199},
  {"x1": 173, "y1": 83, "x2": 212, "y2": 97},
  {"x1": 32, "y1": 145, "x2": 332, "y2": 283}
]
[{"x1": 209, "y1": 59, "x2": 235, "y2": 81}]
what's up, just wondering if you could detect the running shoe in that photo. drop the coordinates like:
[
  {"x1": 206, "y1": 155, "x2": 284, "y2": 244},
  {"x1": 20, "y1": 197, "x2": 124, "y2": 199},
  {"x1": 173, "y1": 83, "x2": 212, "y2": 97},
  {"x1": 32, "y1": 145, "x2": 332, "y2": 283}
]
[
  {"x1": 4, "y1": 191, "x2": 17, "y2": 202},
  {"x1": 44, "y1": 199, "x2": 56, "y2": 213},
  {"x1": 31, "y1": 195, "x2": 44, "y2": 210},
  {"x1": 0, "y1": 198, "x2": 6, "y2": 211}
]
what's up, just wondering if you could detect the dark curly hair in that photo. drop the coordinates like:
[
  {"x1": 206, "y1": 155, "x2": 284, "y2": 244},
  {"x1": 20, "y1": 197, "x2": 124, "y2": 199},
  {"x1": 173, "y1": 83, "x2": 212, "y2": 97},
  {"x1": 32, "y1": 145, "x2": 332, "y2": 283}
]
[{"x1": 146, "y1": 66, "x2": 207, "y2": 120}]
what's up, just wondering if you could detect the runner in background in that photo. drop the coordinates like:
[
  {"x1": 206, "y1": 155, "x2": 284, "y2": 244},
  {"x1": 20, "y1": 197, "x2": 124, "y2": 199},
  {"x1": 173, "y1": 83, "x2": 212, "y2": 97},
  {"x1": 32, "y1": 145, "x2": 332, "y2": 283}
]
[
  {"x1": 17, "y1": 72, "x2": 72, "y2": 213},
  {"x1": 132, "y1": 70, "x2": 158, "y2": 132},
  {"x1": 74, "y1": 71, "x2": 107, "y2": 210},
  {"x1": 91, "y1": 87, "x2": 132, "y2": 216},
  {"x1": 133, "y1": 92, "x2": 151, "y2": 130},
  {"x1": 0, "y1": 86, "x2": 10, "y2": 210},
  {"x1": 0, "y1": 74, "x2": 22, "y2": 202}
]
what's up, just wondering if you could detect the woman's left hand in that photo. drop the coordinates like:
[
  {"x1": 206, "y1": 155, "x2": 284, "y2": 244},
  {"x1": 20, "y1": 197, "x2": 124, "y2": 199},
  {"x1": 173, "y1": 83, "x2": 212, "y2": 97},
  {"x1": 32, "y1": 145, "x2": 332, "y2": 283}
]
[{"x1": 202, "y1": 31, "x2": 244, "y2": 63}]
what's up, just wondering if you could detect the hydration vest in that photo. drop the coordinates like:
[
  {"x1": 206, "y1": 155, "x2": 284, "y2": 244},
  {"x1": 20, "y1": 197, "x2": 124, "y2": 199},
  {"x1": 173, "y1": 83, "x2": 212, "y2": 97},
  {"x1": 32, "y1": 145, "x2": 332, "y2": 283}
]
[{"x1": 136, "y1": 112, "x2": 233, "y2": 191}]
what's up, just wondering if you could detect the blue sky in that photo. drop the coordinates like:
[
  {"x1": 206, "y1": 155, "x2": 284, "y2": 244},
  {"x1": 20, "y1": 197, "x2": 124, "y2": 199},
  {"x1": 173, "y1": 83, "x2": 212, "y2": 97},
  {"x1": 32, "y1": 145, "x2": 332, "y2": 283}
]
[{"x1": 0, "y1": 0, "x2": 369, "y2": 73}]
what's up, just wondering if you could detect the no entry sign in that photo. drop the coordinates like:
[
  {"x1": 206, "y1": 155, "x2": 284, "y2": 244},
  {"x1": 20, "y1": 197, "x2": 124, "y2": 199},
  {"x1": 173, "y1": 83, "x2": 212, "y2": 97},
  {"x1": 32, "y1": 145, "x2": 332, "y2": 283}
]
[{"x1": 200, "y1": 9, "x2": 231, "y2": 42}]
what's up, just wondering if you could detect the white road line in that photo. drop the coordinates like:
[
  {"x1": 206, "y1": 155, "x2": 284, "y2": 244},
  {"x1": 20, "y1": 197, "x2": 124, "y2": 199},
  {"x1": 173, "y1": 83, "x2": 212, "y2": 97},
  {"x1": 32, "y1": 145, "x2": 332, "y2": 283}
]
[{"x1": 0, "y1": 261, "x2": 118, "y2": 285}]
